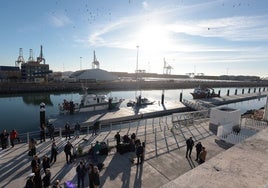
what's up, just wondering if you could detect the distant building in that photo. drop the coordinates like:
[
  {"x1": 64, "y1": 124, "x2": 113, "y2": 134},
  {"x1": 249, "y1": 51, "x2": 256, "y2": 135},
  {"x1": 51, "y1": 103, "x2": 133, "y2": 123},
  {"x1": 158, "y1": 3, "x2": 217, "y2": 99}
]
[
  {"x1": 21, "y1": 60, "x2": 50, "y2": 82},
  {"x1": 0, "y1": 66, "x2": 21, "y2": 80},
  {"x1": 70, "y1": 69, "x2": 118, "y2": 82}
]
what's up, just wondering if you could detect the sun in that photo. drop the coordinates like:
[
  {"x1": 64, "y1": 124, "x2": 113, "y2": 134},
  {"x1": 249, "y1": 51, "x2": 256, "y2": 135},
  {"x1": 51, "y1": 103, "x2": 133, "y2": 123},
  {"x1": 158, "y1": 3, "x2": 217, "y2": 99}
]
[{"x1": 137, "y1": 24, "x2": 170, "y2": 52}]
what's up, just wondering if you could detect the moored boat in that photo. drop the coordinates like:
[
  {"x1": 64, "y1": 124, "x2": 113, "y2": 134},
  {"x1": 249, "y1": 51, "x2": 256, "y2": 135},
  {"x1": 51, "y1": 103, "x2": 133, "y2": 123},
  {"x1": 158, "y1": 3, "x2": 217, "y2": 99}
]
[{"x1": 190, "y1": 86, "x2": 220, "y2": 99}]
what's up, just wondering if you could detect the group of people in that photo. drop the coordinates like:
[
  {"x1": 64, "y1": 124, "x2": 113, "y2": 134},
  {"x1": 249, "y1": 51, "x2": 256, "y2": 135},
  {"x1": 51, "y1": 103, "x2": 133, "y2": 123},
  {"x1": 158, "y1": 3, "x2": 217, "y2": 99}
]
[
  {"x1": 75, "y1": 161, "x2": 100, "y2": 188},
  {"x1": 114, "y1": 132, "x2": 145, "y2": 165},
  {"x1": 186, "y1": 137, "x2": 207, "y2": 164},
  {"x1": 0, "y1": 129, "x2": 20, "y2": 149}
]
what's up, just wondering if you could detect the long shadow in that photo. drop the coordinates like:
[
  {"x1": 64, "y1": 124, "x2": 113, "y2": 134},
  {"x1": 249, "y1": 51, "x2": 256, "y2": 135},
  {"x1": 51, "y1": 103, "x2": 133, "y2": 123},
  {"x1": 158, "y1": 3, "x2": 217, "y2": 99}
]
[
  {"x1": 214, "y1": 139, "x2": 234, "y2": 150},
  {"x1": 100, "y1": 152, "x2": 132, "y2": 188},
  {"x1": 133, "y1": 163, "x2": 143, "y2": 188},
  {"x1": 186, "y1": 157, "x2": 196, "y2": 169}
]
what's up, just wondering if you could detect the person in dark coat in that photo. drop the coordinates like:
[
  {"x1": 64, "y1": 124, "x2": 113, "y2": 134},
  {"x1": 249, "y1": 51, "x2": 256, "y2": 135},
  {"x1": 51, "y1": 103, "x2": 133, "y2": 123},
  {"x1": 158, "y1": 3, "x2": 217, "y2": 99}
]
[
  {"x1": 92, "y1": 121, "x2": 99, "y2": 135},
  {"x1": 65, "y1": 122, "x2": 71, "y2": 140},
  {"x1": 88, "y1": 163, "x2": 94, "y2": 188},
  {"x1": 76, "y1": 161, "x2": 86, "y2": 188},
  {"x1": 50, "y1": 141, "x2": 58, "y2": 163},
  {"x1": 64, "y1": 141, "x2": 73, "y2": 164},
  {"x1": 136, "y1": 142, "x2": 144, "y2": 165},
  {"x1": 195, "y1": 142, "x2": 203, "y2": 161},
  {"x1": 114, "y1": 132, "x2": 121, "y2": 146},
  {"x1": 33, "y1": 164, "x2": 42, "y2": 188},
  {"x1": 0, "y1": 129, "x2": 9, "y2": 149},
  {"x1": 42, "y1": 168, "x2": 51, "y2": 188},
  {"x1": 42, "y1": 155, "x2": 50, "y2": 171},
  {"x1": 31, "y1": 155, "x2": 41, "y2": 172},
  {"x1": 93, "y1": 166, "x2": 100, "y2": 188},
  {"x1": 25, "y1": 173, "x2": 35, "y2": 188},
  {"x1": 185, "y1": 137, "x2": 194, "y2": 158},
  {"x1": 48, "y1": 124, "x2": 55, "y2": 141}
]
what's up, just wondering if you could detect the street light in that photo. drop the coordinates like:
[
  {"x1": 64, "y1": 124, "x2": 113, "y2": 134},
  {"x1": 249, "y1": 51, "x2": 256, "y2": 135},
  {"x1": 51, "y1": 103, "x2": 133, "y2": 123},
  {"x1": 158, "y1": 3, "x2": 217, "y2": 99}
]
[
  {"x1": 80, "y1": 57, "x2": 82, "y2": 70},
  {"x1": 136, "y1": 45, "x2": 139, "y2": 80}
]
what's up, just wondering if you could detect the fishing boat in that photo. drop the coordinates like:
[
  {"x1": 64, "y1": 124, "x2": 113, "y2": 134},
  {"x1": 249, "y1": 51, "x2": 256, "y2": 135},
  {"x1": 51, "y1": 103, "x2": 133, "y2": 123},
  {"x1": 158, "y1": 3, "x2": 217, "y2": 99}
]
[
  {"x1": 58, "y1": 92, "x2": 124, "y2": 114},
  {"x1": 190, "y1": 86, "x2": 220, "y2": 99}
]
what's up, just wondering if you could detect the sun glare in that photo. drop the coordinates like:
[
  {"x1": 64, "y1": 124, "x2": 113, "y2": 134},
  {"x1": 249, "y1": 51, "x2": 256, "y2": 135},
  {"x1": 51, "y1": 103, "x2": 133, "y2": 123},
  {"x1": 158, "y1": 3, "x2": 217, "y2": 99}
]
[{"x1": 137, "y1": 24, "x2": 171, "y2": 52}]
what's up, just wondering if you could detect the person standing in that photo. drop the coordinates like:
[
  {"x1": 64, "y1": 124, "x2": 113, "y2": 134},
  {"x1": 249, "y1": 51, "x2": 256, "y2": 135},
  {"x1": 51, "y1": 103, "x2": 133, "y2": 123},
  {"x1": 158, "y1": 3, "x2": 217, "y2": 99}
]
[
  {"x1": 64, "y1": 141, "x2": 73, "y2": 164},
  {"x1": 199, "y1": 147, "x2": 207, "y2": 164},
  {"x1": 50, "y1": 141, "x2": 58, "y2": 163},
  {"x1": 65, "y1": 122, "x2": 71, "y2": 140},
  {"x1": 10, "y1": 129, "x2": 19, "y2": 148},
  {"x1": 92, "y1": 121, "x2": 99, "y2": 136},
  {"x1": 185, "y1": 137, "x2": 194, "y2": 158},
  {"x1": 93, "y1": 166, "x2": 100, "y2": 188},
  {"x1": 74, "y1": 122, "x2": 81, "y2": 139},
  {"x1": 88, "y1": 163, "x2": 95, "y2": 188},
  {"x1": 42, "y1": 155, "x2": 50, "y2": 172},
  {"x1": 48, "y1": 124, "x2": 55, "y2": 141},
  {"x1": 114, "y1": 132, "x2": 121, "y2": 146},
  {"x1": 76, "y1": 161, "x2": 86, "y2": 188},
  {"x1": 136, "y1": 142, "x2": 144, "y2": 165},
  {"x1": 42, "y1": 168, "x2": 51, "y2": 188},
  {"x1": 33, "y1": 164, "x2": 42, "y2": 188},
  {"x1": 29, "y1": 138, "x2": 37, "y2": 157},
  {"x1": 93, "y1": 141, "x2": 101, "y2": 163},
  {"x1": 25, "y1": 173, "x2": 35, "y2": 188},
  {"x1": 195, "y1": 142, "x2": 203, "y2": 161},
  {"x1": 0, "y1": 129, "x2": 9, "y2": 149},
  {"x1": 31, "y1": 155, "x2": 41, "y2": 172}
]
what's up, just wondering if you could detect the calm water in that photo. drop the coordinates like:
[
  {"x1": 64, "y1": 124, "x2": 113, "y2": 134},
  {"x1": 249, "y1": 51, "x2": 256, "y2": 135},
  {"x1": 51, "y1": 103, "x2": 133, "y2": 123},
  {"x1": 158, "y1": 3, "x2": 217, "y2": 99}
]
[{"x1": 0, "y1": 87, "x2": 266, "y2": 133}]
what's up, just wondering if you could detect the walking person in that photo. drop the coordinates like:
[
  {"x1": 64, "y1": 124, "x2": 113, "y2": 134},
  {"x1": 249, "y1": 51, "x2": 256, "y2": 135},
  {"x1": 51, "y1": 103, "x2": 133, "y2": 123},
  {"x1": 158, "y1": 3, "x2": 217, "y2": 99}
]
[
  {"x1": 199, "y1": 147, "x2": 207, "y2": 164},
  {"x1": 74, "y1": 122, "x2": 81, "y2": 139},
  {"x1": 50, "y1": 141, "x2": 58, "y2": 163},
  {"x1": 76, "y1": 161, "x2": 86, "y2": 188},
  {"x1": 195, "y1": 142, "x2": 203, "y2": 161},
  {"x1": 64, "y1": 141, "x2": 73, "y2": 164},
  {"x1": 185, "y1": 137, "x2": 194, "y2": 158},
  {"x1": 10, "y1": 129, "x2": 19, "y2": 148},
  {"x1": 65, "y1": 122, "x2": 71, "y2": 140},
  {"x1": 0, "y1": 129, "x2": 9, "y2": 149},
  {"x1": 93, "y1": 166, "x2": 100, "y2": 188}
]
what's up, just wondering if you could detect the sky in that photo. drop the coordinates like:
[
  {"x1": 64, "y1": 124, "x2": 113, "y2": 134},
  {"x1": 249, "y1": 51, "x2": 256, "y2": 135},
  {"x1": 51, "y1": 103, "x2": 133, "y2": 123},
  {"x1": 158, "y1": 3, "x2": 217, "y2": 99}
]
[{"x1": 0, "y1": 0, "x2": 268, "y2": 77}]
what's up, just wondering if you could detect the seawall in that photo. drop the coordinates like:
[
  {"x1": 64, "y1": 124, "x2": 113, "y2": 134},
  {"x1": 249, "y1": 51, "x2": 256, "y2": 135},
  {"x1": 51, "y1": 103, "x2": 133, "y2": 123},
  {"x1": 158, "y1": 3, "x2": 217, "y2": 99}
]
[{"x1": 0, "y1": 79, "x2": 268, "y2": 94}]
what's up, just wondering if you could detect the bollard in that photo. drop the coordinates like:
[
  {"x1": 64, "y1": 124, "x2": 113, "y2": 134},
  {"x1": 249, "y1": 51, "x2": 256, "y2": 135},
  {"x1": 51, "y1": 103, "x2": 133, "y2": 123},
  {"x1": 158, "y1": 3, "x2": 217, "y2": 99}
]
[
  {"x1": 218, "y1": 90, "x2": 221, "y2": 97},
  {"x1": 259, "y1": 88, "x2": 261, "y2": 92},
  {"x1": 254, "y1": 88, "x2": 256, "y2": 93},
  {"x1": 263, "y1": 87, "x2": 266, "y2": 92},
  {"x1": 179, "y1": 92, "x2": 183, "y2": 102},
  {"x1": 227, "y1": 89, "x2": 230, "y2": 96},
  {"x1": 161, "y1": 93, "x2": 164, "y2": 105},
  {"x1": 242, "y1": 88, "x2": 244, "y2": 94},
  {"x1": 248, "y1": 88, "x2": 250, "y2": 93},
  {"x1": 235, "y1": 89, "x2": 237, "y2": 95}
]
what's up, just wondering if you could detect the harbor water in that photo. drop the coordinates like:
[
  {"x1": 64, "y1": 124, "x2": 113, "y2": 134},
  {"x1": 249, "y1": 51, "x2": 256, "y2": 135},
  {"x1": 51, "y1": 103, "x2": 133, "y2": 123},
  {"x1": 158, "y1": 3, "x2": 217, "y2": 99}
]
[{"x1": 0, "y1": 87, "x2": 267, "y2": 133}]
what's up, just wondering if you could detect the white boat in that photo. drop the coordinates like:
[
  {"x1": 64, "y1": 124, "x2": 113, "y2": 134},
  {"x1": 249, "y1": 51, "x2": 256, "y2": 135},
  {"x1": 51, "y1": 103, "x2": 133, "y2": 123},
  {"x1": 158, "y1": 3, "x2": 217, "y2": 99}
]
[
  {"x1": 127, "y1": 96, "x2": 155, "y2": 107},
  {"x1": 58, "y1": 92, "x2": 124, "y2": 113}
]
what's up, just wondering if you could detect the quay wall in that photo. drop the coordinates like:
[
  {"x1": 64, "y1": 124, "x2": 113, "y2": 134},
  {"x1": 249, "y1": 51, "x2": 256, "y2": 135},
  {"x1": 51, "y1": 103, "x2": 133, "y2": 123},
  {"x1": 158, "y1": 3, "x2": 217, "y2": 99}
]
[{"x1": 0, "y1": 80, "x2": 268, "y2": 94}]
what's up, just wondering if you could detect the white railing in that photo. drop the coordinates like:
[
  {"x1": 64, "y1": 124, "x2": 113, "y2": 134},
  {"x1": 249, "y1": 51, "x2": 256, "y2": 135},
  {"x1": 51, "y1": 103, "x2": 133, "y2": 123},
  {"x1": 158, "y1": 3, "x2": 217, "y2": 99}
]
[{"x1": 219, "y1": 131, "x2": 250, "y2": 145}]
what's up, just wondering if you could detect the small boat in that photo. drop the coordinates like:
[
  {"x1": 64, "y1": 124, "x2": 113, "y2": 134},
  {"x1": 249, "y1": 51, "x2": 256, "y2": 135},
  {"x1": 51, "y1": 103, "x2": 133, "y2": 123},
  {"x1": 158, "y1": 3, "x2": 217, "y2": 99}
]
[
  {"x1": 58, "y1": 92, "x2": 124, "y2": 114},
  {"x1": 127, "y1": 96, "x2": 155, "y2": 107},
  {"x1": 190, "y1": 86, "x2": 220, "y2": 99}
]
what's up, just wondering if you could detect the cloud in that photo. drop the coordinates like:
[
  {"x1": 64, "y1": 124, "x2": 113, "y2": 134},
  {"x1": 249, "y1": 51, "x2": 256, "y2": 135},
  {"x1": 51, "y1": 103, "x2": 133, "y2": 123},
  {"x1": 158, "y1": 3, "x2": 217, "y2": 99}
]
[
  {"x1": 167, "y1": 15, "x2": 268, "y2": 41},
  {"x1": 49, "y1": 13, "x2": 72, "y2": 28}
]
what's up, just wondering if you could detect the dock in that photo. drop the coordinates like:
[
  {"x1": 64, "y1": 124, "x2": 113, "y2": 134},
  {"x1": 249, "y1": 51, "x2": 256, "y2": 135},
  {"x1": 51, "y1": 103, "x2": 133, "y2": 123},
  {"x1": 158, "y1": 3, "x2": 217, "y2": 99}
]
[{"x1": 1, "y1": 91, "x2": 268, "y2": 188}]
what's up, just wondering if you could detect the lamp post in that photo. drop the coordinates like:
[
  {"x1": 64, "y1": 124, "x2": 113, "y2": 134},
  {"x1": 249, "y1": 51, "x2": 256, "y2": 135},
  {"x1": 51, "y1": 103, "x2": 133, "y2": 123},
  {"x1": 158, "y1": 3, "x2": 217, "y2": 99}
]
[
  {"x1": 136, "y1": 45, "x2": 139, "y2": 80},
  {"x1": 80, "y1": 57, "x2": 82, "y2": 70}
]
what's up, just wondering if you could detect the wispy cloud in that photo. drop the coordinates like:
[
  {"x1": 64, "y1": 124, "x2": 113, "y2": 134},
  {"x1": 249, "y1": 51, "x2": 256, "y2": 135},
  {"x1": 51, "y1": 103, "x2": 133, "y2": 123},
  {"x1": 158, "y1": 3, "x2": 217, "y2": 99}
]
[{"x1": 49, "y1": 13, "x2": 72, "y2": 28}]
